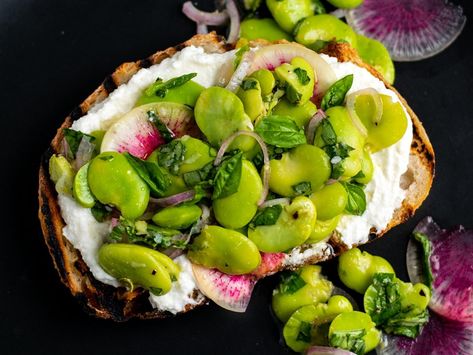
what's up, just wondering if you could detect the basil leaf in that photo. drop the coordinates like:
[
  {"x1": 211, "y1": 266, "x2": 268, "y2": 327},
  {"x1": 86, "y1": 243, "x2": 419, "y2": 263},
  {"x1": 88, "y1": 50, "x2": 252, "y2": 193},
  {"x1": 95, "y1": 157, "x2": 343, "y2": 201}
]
[
  {"x1": 252, "y1": 145, "x2": 288, "y2": 171},
  {"x1": 296, "y1": 321, "x2": 312, "y2": 343},
  {"x1": 329, "y1": 329, "x2": 366, "y2": 355},
  {"x1": 321, "y1": 74, "x2": 354, "y2": 111},
  {"x1": 91, "y1": 201, "x2": 112, "y2": 223},
  {"x1": 352, "y1": 170, "x2": 366, "y2": 180},
  {"x1": 368, "y1": 273, "x2": 402, "y2": 325},
  {"x1": 241, "y1": 78, "x2": 258, "y2": 91},
  {"x1": 182, "y1": 162, "x2": 216, "y2": 187},
  {"x1": 149, "y1": 287, "x2": 163, "y2": 296},
  {"x1": 383, "y1": 307, "x2": 429, "y2": 338},
  {"x1": 124, "y1": 152, "x2": 171, "y2": 197},
  {"x1": 63, "y1": 128, "x2": 96, "y2": 160},
  {"x1": 147, "y1": 110, "x2": 174, "y2": 143},
  {"x1": 324, "y1": 142, "x2": 354, "y2": 160},
  {"x1": 320, "y1": 119, "x2": 337, "y2": 145},
  {"x1": 292, "y1": 181, "x2": 312, "y2": 196},
  {"x1": 341, "y1": 182, "x2": 366, "y2": 216},
  {"x1": 331, "y1": 162, "x2": 345, "y2": 180},
  {"x1": 278, "y1": 271, "x2": 306, "y2": 294},
  {"x1": 234, "y1": 44, "x2": 250, "y2": 69},
  {"x1": 294, "y1": 67, "x2": 310, "y2": 85},
  {"x1": 412, "y1": 232, "x2": 434, "y2": 289},
  {"x1": 212, "y1": 152, "x2": 243, "y2": 199},
  {"x1": 158, "y1": 140, "x2": 186, "y2": 175},
  {"x1": 255, "y1": 115, "x2": 306, "y2": 148},
  {"x1": 145, "y1": 73, "x2": 197, "y2": 97},
  {"x1": 251, "y1": 204, "x2": 283, "y2": 228},
  {"x1": 312, "y1": 0, "x2": 326, "y2": 14}
]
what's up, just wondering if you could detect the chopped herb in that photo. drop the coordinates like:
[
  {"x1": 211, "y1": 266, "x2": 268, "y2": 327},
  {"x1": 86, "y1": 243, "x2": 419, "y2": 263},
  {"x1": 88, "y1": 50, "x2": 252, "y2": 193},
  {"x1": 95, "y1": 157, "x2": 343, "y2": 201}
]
[
  {"x1": 149, "y1": 287, "x2": 163, "y2": 296},
  {"x1": 147, "y1": 110, "x2": 174, "y2": 143},
  {"x1": 294, "y1": 67, "x2": 310, "y2": 85},
  {"x1": 278, "y1": 271, "x2": 306, "y2": 294},
  {"x1": 124, "y1": 152, "x2": 171, "y2": 197},
  {"x1": 212, "y1": 151, "x2": 243, "y2": 200},
  {"x1": 412, "y1": 232, "x2": 434, "y2": 289},
  {"x1": 251, "y1": 204, "x2": 283, "y2": 228},
  {"x1": 63, "y1": 128, "x2": 96, "y2": 160},
  {"x1": 252, "y1": 145, "x2": 288, "y2": 171},
  {"x1": 352, "y1": 170, "x2": 366, "y2": 180},
  {"x1": 292, "y1": 181, "x2": 312, "y2": 196},
  {"x1": 182, "y1": 162, "x2": 216, "y2": 187},
  {"x1": 321, "y1": 74, "x2": 354, "y2": 111},
  {"x1": 329, "y1": 329, "x2": 366, "y2": 355},
  {"x1": 255, "y1": 115, "x2": 306, "y2": 148},
  {"x1": 145, "y1": 73, "x2": 197, "y2": 98},
  {"x1": 320, "y1": 119, "x2": 337, "y2": 145},
  {"x1": 331, "y1": 162, "x2": 345, "y2": 180},
  {"x1": 99, "y1": 155, "x2": 114, "y2": 161},
  {"x1": 241, "y1": 78, "x2": 259, "y2": 91},
  {"x1": 312, "y1": 0, "x2": 326, "y2": 14},
  {"x1": 323, "y1": 142, "x2": 354, "y2": 180},
  {"x1": 91, "y1": 201, "x2": 112, "y2": 222},
  {"x1": 296, "y1": 321, "x2": 312, "y2": 343},
  {"x1": 234, "y1": 44, "x2": 250, "y2": 69},
  {"x1": 341, "y1": 181, "x2": 366, "y2": 216},
  {"x1": 157, "y1": 140, "x2": 186, "y2": 175}
]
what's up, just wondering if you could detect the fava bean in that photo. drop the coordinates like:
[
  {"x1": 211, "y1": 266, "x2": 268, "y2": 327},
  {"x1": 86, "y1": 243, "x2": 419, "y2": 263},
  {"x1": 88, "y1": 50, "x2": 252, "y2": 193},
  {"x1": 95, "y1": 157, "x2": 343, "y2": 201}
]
[
  {"x1": 49, "y1": 154, "x2": 74, "y2": 195},
  {"x1": 266, "y1": 0, "x2": 313, "y2": 33},
  {"x1": 250, "y1": 69, "x2": 276, "y2": 97},
  {"x1": 310, "y1": 182, "x2": 347, "y2": 220},
  {"x1": 178, "y1": 135, "x2": 216, "y2": 174},
  {"x1": 240, "y1": 18, "x2": 292, "y2": 42},
  {"x1": 272, "y1": 98, "x2": 318, "y2": 128},
  {"x1": 152, "y1": 205, "x2": 202, "y2": 229},
  {"x1": 237, "y1": 78, "x2": 266, "y2": 121},
  {"x1": 306, "y1": 215, "x2": 341, "y2": 244},
  {"x1": 73, "y1": 162, "x2": 95, "y2": 208}
]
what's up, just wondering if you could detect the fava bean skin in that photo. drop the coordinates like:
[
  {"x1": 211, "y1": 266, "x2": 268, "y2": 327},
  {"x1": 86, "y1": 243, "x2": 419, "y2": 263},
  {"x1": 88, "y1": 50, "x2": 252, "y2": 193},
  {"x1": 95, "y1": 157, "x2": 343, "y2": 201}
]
[{"x1": 98, "y1": 243, "x2": 177, "y2": 295}]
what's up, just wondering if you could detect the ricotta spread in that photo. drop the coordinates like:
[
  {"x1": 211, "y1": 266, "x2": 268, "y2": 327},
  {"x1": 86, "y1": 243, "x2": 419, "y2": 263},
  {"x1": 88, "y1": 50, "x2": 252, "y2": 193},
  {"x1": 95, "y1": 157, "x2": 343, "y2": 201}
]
[{"x1": 57, "y1": 45, "x2": 412, "y2": 313}]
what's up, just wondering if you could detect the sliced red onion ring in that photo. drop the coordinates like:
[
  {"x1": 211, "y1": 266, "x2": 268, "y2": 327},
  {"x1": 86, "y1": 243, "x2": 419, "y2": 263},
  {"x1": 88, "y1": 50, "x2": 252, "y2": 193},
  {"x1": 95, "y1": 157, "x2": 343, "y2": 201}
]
[
  {"x1": 260, "y1": 198, "x2": 290, "y2": 209},
  {"x1": 149, "y1": 190, "x2": 195, "y2": 208},
  {"x1": 331, "y1": 286, "x2": 359, "y2": 311},
  {"x1": 182, "y1": 1, "x2": 229, "y2": 26},
  {"x1": 306, "y1": 109, "x2": 326, "y2": 145},
  {"x1": 225, "y1": 0, "x2": 240, "y2": 43},
  {"x1": 196, "y1": 23, "x2": 208, "y2": 34},
  {"x1": 214, "y1": 130, "x2": 270, "y2": 206},
  {"x1": 306, "y1": 346, "x2": 356, "y2": 355},
  {"x1": 346, "y1": 88, "x2": 383, "y2": 137},
  {"x1": 330, "y1": 9, "x2": 346, "y2": 19},
  {"x1": 73, "y1": 136, "x2": 95, "y2": 170}
]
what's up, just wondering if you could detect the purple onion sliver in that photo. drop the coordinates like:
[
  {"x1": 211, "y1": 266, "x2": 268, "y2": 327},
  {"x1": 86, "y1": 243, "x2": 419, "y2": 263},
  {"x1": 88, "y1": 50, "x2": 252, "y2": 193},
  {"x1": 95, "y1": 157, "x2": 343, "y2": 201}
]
[
  {"x1": 149, "y1": 190, "x2": 196, "y2": 208},
  {"x1": 74, "y1": 137, "x2": 95, "y2": 171},
  {"x1": 329, "y1": 9, "x2": 346, "y2": 19},
  {"x1": 305, "y1": 346, "x2": 356, "y2": 355},
  {"x1": 196, "y1": 23, "x2": 208, "y2": 34},
  {"x1": 225, "y1": 0, "x2": 240, "y2": 43},
  {"x1": 306, "y1": 109, "x2": 326, "y2": 145},
  {"x1": 182, "y1": 1, "x2": 229, "y2": 26},
  {"x1": 260, "y1": 198, "x2": 290, "y2": 209}
]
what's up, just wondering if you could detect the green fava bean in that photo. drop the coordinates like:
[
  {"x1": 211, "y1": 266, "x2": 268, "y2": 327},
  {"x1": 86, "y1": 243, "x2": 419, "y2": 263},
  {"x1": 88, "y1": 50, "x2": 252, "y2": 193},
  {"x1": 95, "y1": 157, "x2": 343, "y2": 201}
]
[
  {"x1": 98, "y1": 243, "x2": 178, "y2": 295},
  {"x1": 356, "y1": 34, "x2": 395, "y2": 85},
  {"x1": 310, "y1": 182, "x2": 347, "y2": 221},
  {"x1": 88, "y1": 152, "x2": 149, "y2": 220},
  {"x1": 338, "y1": 248, "x2": 395, "y2": 294},
  {"x1": 237, "y1": 78, "x2": 266, "y2": 121},
  {"x1": 306, "y1": 215, "x2": 341, "y2": 244},
  {"x1": 275, "y1": 57, "x2": 315, "y2": 106},
  {"x1": 178, "y1": 135, "x2": 216, "y2": 174},
  {"x1": 266, "y1": 0, "x2": 313, "y2": 33},
  {"x1": 248, "y1": 196, "x2": 316, "y2": 252},
  {"x1": 269, "y1": 144, "x2": 331, "y2": 197},
  {"x1": 73, "y1": 162, "x2": 95, "y2": 208},
  {"x1": 213, "y1": 160, "x2": 263, "y2": 229},
  {"x1": 49, "y1": 154, "x2": 74, "y2": 195},
  {"x1": 135, "y1": 80, "x2": 204, "y2": 107},
  {"x1": 272, "y1": 98, "x2": 318, "y2": 128},
  {"x1": 355, "y1": 149, "x2": 374, "y2": 184},
  {"x1": 250, "y1": 69, "x2": 276, "y2": 97},
  {"x1": 195, "y1": 87, "x2": 256, "y2": 152},
  {"x1": 283, "y1": 296, "x2": 353, "y2": 352},
  {"x1": 272, "y1": 265, "x2": 333, "y2": 322},
  {"x1": 240, "y1": 18, "x2": 292, "y2": 42},
  {"x1": 328, "y1": 311, "x2": 381, "y2": 354},
  {"x1": 295, "y1": 15, "x2": 358, "y2": 48},
  {"x1": 152, "y1": 205, "x2": 202, "y2": 229},
  {"x1": 327, "y1": 0, "x2": 364, "y2": 9},
  {"x1": 188, "y1": 225, "x2": 261, "y2": 275}
]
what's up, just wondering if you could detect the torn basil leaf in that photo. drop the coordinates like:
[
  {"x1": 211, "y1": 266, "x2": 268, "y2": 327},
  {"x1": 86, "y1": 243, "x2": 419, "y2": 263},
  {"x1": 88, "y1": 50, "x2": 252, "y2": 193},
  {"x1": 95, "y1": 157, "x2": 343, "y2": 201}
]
[
  {"x1": 145, "y1": 73, "x2": 197, "y2": 98},
  {"x1": 91, "y1": 201, "x2": 112, "y2": 223},
  {"x1": 255, "y1": 115, "x2": 306, "y2": 148},
  {"x1": 329, "y1": 329, "x2": 366, "y2": 355},
  {"x1": 279, "y1": 271, "x2": 306, "y2": 294},
  {"x1": 321, "y1": 74, "x2": 354, "y2": 111},
  {"x1": 241, "y1": 78, "x2": 258, "y2": 91},
  {"x1": 251, "y1": 204, "x2": 283, "y2": 228},
  {"x1": 292, "y1": 181, "x2": 312, "y2": 196},
  {"x1": 158, "y1": 140, "x2": 186, "y2": 175},
  {"x1": 341, "y1": 181, "x2": 366, "y2": 216},
  {"x1": 294, "y1": 67, "x2": 310, "y2": 85},
  {"x1": 212, "y1": 151, "x2": 243, "y2": 200}
]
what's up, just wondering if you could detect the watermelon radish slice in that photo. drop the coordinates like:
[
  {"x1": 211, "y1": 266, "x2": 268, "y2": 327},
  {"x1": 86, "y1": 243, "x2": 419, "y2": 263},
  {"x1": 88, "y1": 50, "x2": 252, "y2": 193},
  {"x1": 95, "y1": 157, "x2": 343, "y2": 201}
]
[
  {"x1": 253, "y1": 252, "x2": 287, "y2": 278},
  {"x1": 192, "y1": 263, "x2": 257, "y2": 313},
  {"x1": 407, "y1": 217, "x2": 473, "y2": 323},
  {"x1": 101, "y1": 102, "x2": 197, "y2": 159},
  {"x1": 227, "y1": 44, "x2": 336, "y2": 95},
  {"x1": 346, "y1": 0, "x2": 466, "y2": 61}
]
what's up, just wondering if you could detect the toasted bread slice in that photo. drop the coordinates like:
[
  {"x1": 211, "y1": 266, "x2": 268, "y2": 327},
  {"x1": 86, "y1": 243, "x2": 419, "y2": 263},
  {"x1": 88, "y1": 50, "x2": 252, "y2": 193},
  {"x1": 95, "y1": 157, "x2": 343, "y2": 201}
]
[{"x1": 38, "y1": 33, "x2": 434, "y2": 321}]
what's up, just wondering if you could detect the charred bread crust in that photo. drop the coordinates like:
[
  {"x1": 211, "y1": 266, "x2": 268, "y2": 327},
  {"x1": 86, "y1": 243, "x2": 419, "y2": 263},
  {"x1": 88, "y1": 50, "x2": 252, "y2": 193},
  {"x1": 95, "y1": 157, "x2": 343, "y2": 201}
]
[{"x1": 38, "y1": 33, "x2": 434, "y2": 321}]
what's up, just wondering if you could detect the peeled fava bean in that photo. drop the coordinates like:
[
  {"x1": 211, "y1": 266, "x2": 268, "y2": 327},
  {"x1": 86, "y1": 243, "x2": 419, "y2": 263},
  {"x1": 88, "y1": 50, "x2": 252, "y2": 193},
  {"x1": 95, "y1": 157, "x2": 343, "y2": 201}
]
[
  {"x1": 274, "y1": 57, "x2": 315, "y2": 106},
  {"x1": 266, "y1": 0, "x2": 313, "y2": 33},
  {"x1": 152, "y1": 205, "x2": 202, "y2": 229},
  {"x1": 310, "y1": 182, "x2": 347, "y2": 221},
  {"x1": 188, "y1": 225, "x2": 261, "y2": 275},
  {"x1": 178, "y1": 135, "x2": 216, "y2": 174},
  {"x1": 306, "y1": 215, "x2": 341, "y2": 244},
  {"x1": 237, "y1": 78, "x2": 266, "y2": 121},
  {"x1": 248, "y1": 196, "x2": 317, "y2": 252},
  {"x1": 272, "y1": 98, "x2": 318, "y2": 128},
  {"x1": 240, "y1": 18, "x2": 292, "y2": 42},
  {"x1": 249, "y1": 69, "x2": 277, "y2": 97},
  {"x1": 49, "y1": 154, "x2": 74, "y2": 195},
  {"x1": 88, "y1": 152, "x2": 149, "y2": 220},
  {"x1": 98, "y1": 243, "x2": 179, "y2": 295}
]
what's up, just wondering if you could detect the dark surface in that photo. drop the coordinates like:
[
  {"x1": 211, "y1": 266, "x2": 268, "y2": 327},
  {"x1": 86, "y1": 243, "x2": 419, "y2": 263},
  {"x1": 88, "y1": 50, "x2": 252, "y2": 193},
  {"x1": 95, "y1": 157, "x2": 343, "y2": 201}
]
[{"x1": 1, "y1": 0, "x2": 472, "y2": 354}]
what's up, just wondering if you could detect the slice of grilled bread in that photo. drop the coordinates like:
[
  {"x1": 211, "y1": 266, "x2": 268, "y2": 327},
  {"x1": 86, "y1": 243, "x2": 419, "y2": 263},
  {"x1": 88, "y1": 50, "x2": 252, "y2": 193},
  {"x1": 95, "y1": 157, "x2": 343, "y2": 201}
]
[{"x1": 38, "y1": 32, "x2": 434, "y2": 321}]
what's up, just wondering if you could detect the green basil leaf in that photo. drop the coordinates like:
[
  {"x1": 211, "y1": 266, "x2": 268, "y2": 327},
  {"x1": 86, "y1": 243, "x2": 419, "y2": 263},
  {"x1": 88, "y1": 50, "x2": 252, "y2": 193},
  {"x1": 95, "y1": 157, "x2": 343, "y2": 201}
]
[
  {"x1": 91, "y1": 201, "x2": 112, "y2": 223},
  {"x1": 324, "y1": 142, "x2": 354, "y2": 160},
  {"x1": 241, "y1": 78, "x2": 258, "y2": 91},
  {"x1": 412, "y1": 232, "x2": 434, "y2": 290},
  {"x1": 352, "y1": 170, "x2": 366, "y2": 180},
  {"x1": 145, "y1": 73, "x2": 197, "y2": 97},
  {"x1": 278, "y1": 271, "x2": 306, "y2": 294},
  {"x1": 383, "y1": 308, "x2": 429, "y2": 338},
  {"x1": 329, "y1": 329, "x2": 366, "y2": 355},
  {"x1": 320, "y1": 119, "x2": 337, "y2": 145},
  {"x1": 182, "y1": 162, "x2": 216, "y2": 187},
  {"x1": 294, "y1": 67, "x2": 310, "y2": 85},
  {"x1": 292, "y1": 181, "x2": 312, "y2": 196},
  {"x1": 312, "y1": 0, "x2": 326, "y2": 14},
  {"x1": 251, "y1": 204, "x2": 283, "y2": 228},
  {"x1": 234, "y1": 44, "x2": 250, "y2": 69},
  {"x1": 124, "y1": 152, "x2": 171, "y2": 197},
  {"x1": 252, "y1": 145, "x2": 288, "y2": 171},
  {"x1": 341, "y1": 181, "x2": 366, "y2": 216},
  {"x1": 321, "y1": 74, "x2": 354, "y2": 111},
  {"x1": 212, "y1": 152, "x2": 243, "y2": 199},
  {"x1": 149, "y1": 287, "x2": 163, "y2": 296},
  {"x1": 158, "y1": 140, "x2": 186, "y2": 175},
  {"x1": 331, "y1": 161, "x2": 345, "y2": 180},
  {"x1": 368, "y1": 273, "x2": 402, "y2": 325},
  {"x1": 255, "y1": 115, "x2": 306, "y2": 148},
  {"x1": 147, "y1": 110, "x2": 174, "y2": 143},
  {"x1": 296, "y1": 321, "x2": 312, "y2": 343},
  {"x1": 63, "y1": 128, "x2": 96, "y2": 160}
]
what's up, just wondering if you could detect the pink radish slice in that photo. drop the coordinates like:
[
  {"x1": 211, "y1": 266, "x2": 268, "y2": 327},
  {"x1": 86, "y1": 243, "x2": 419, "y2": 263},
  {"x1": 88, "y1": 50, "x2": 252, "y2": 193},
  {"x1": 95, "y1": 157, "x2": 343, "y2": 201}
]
[
  {"x1": 376, "y1": 311, "x2": 473, "y2": 355},
  {"x1": 192, "y1": 263, "x2": 256, "y2": 313},
  {"x1": 101, "y1": 102, "x2": 196, "y2": 159},
  {"x1": 346, "y1": 0, "x2": 466, "y2": 62},
  {"x1": 408, "y1": 217, "x2": 473, "y2": 323},
  {"x1": 253, "y1": 252, "x2": 287, "y2": 278}
]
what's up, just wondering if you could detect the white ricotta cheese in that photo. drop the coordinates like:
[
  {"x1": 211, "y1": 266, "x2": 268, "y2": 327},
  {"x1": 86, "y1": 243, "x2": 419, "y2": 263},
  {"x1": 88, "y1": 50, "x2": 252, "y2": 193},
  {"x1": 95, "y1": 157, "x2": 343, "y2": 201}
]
[{"x1": 57, "y1": 46, "x2": 412, "y2": 313}]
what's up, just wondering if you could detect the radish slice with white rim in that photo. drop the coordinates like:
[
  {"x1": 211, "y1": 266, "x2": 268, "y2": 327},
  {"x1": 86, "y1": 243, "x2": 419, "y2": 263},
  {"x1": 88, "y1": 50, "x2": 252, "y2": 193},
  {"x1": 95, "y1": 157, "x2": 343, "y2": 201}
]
[
  {"x1": 408, "y1": 217, "x2": 473, "y2": 323},
  {"x1": 346, "y1": 0, "x2": 466, "y2": 62}
]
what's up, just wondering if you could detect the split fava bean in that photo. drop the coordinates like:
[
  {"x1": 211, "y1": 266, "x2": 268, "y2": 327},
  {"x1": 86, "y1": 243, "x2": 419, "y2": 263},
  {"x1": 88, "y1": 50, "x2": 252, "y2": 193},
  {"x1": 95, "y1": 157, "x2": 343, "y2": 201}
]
[
  {"x1": 152, "y1": 205, "x2": 202, "y2": 229},
  {"x1": 88, "y1": 152, "x2": 149, "y2": 220},
  {"x1": 306, "y1": 214, "x2": 341, "y2": 244},
  {"x1": 73, "y1": 162, "x2": 95, "y2": 208},
  {"x1": 49, "y1": 154, "x2": 74, "y2": 195},
  {"x1": 98, "y1": 243, "x2": 180, "y2": 295}
]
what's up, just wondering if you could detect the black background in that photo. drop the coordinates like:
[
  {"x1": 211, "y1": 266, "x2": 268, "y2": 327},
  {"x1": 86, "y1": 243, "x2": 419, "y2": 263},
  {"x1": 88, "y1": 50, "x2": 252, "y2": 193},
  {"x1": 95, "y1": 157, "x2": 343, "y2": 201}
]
[{"x1": 1, "y1": 1, "x2": 472, "y2": 354}]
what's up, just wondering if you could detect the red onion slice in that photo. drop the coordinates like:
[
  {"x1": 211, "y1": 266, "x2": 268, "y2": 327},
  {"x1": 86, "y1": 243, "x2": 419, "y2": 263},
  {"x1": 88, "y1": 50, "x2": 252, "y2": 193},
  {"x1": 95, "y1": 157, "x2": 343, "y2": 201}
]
[
  {"x1": 214, "y1": 130, "x2": 270, "y2": 206},
  {"x1": 346, "y1": 88, "x2": 383, "y2": 137},
  {"x1": 306, "y1": 109, "x2": 326, "y2": 145},
  {"x1": 330, "y1": 9, "x2": 346, "y2": 19},
  {"x1": 196, "y1": 23, "x2": 208, "y2": 34},
  {"x1": 73, "y1": 136, "x2": 95, "y2": 171},
  {"x1": 149, "y1": 190, "x2": 195, "y2": 208},
  {"x1": 225, "y1": 0, "x2": 240, "y2": 44},
  {"x1": 182, "y1": 1, "x2": 229, "y2": 26},
  {"x1": 306, "y1": 346, "x2": 356, "y2": 355},
  {"x1": 259, "y1": 198, "x2": 290, "y2": 209}
]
